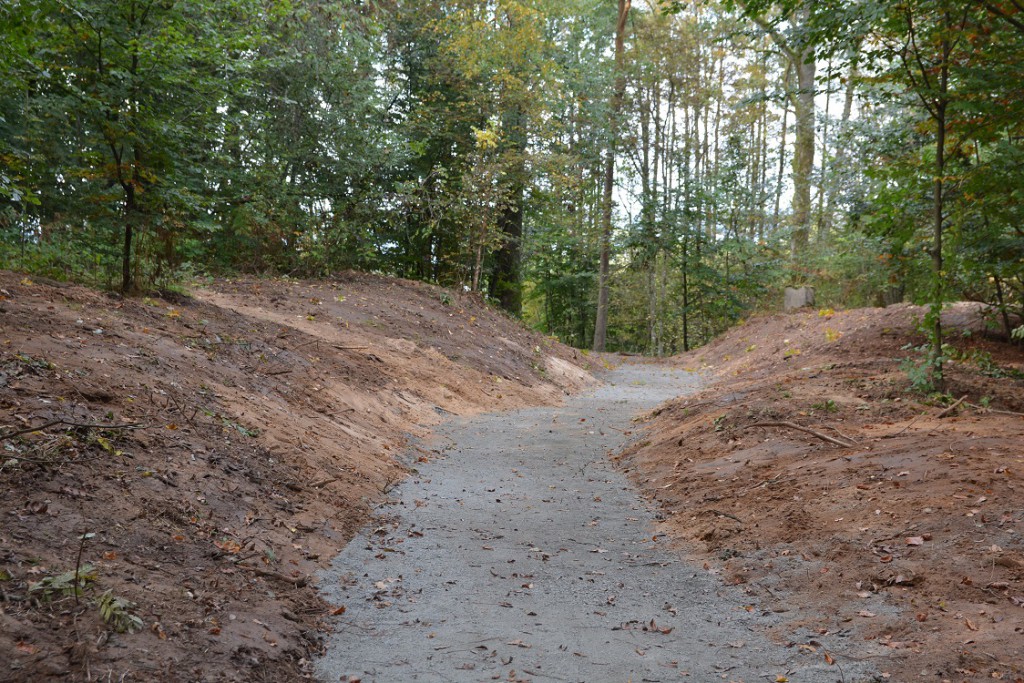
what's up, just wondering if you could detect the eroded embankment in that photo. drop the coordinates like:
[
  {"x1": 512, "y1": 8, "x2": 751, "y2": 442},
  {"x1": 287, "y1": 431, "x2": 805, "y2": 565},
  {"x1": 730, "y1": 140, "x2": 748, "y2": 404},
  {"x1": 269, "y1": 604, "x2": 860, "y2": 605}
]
[
  {"x1": 0, "y1": 271, "x2": 594, "y2": 682},
  {"x1": 619, "y1": 304, "x2": 1024, "y2": 681}
]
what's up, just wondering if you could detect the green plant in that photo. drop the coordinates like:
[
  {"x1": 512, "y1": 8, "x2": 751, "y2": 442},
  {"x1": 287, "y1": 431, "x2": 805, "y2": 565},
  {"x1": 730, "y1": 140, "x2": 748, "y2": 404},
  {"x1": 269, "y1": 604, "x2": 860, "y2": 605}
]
[
  {"x1": 29, "y1": 564, "x2": 98, "y2": 600},
  {"x1": 900, "y1": 341, "x2": 952, "y2": 393},
  {"x1": 950, "y1": 348, "x2": 1024, "y2": 380},
  {"x1": 96, "y1": 590, "x2": 144, "y2": 633},
  {"x1": 811, "y1": 399, "x2": 839, "y2": 413},
  {"x1": 901, "y1": 355, "x2": 935, "y2": 393}
]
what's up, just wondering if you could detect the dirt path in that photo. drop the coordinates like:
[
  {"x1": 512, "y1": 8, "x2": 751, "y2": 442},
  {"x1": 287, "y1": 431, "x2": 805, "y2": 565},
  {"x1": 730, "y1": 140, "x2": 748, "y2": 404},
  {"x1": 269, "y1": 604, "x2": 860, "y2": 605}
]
[{"x1": 316, "y1": 363, "x2": 879, "y2": 682}]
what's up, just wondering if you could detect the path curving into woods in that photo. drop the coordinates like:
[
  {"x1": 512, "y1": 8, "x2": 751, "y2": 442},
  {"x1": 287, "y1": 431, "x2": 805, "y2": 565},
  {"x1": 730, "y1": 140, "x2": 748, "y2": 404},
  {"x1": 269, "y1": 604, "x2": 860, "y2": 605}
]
[{"x1": 317, "y1": 363, "x2": 876, "y2": 683}]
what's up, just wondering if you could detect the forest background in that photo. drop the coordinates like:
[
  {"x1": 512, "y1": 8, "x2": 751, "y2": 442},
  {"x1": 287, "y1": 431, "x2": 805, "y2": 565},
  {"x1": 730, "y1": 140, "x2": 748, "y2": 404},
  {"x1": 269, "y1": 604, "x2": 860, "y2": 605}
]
[{"x1": 2, "y1": 0, "x2": 1022, "y2": 370}]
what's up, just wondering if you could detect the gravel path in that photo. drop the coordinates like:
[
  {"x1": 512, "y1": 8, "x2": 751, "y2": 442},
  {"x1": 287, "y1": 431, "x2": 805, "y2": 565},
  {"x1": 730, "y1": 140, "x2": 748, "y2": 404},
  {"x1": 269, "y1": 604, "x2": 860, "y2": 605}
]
[{"x1": 317, "y1": 363, "x2": 875, "y2": 682}]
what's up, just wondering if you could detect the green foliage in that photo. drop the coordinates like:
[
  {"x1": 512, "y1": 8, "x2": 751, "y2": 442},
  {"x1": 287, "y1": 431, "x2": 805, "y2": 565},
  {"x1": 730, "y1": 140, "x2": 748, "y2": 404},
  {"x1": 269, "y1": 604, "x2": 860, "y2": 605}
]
[
  {"x1": 900, "y1": 352, "x2": 938, "y2": 394},
  {"x1": 811, "y1": 399, "x2": 839, "y2": 413},
  {"x1": 2, "y1": 0, "x2": 1021, "y2": 354},
  {"x1": 29, "y1": 564, "x2": 98, "y2": 601},
  {"x1": 96, "y1": 590, "x2": 144, "y2": 634},
  {"x1": 950, "y1": 347, "x2": 1024, "y2": 380}
]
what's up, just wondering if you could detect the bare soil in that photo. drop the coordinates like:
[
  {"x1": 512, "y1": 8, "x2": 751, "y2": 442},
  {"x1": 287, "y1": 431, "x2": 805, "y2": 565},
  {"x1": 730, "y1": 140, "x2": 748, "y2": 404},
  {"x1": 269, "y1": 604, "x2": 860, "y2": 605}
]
[
  {"x1": 617, "y1": 303, "x2": 1024, "y2": 682},
  {"x1": 0, "y1": 271, "x2": 594, "y2": 682}
]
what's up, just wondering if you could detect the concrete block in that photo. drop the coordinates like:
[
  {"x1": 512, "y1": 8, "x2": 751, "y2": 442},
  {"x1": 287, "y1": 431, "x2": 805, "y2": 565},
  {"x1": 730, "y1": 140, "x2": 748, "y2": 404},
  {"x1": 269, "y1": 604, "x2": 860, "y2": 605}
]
[{"x1": 784, "y1": 286, "x2": 815, "y2": 311}]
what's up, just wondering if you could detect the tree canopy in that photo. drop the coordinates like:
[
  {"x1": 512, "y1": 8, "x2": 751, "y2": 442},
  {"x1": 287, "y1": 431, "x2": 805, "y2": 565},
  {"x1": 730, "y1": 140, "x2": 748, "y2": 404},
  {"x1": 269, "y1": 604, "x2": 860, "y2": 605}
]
[{"x1": 2, "y1": 0, "x2": 1022, "y2": 358}]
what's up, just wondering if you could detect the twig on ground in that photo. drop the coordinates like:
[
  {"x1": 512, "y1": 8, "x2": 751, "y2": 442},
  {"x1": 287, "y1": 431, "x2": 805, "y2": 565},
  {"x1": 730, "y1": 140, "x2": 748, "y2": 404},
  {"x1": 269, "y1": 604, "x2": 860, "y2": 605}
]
[
  {"x1": 744, "y1": 421, "x2": 854, "y2": 448},
  {"x1": 0, "y1": 419, "x2": 148, "y2": 441},
  {"x1": 888, "y1": 395, "x2": 968, "y2": 438},
  {"x1": 823, "y1": 424, "x2": 859, "y2": 445},
  {"x1": 240, "y1": 565, "x2": 309, "y2": 588},
  {"x1": 965, "y1": 402, "x2": 1024, "y2": 417},
  {"x1": 746, "y1": 474, "x2": 783, "y2": 491},
  {"x1": 708, "y1": 509, "x2": 744, "y2": 524},
  {"x1": 935, "y1": 394, "x2": 968, "y2": 419}
]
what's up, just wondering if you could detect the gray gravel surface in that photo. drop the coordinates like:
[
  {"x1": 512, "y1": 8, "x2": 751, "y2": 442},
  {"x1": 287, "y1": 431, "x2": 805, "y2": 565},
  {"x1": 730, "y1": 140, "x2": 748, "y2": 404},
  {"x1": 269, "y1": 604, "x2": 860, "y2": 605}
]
[{"x1": 317, "y1": 363, "x2": 877, "y2": 682}]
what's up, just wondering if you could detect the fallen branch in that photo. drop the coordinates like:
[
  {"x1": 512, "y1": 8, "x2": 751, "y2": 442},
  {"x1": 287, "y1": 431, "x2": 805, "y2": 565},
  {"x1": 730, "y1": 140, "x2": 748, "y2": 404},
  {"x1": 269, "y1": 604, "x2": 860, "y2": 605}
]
[
  {"x1": 708, "y1": 509, "x2": 744, "y2": 524},
  {"x1": 333, "y1": 345, "x2": 369, "y2": 351},
  {"x1": 746, "y1": 474, "x2": 783, "y2": 491},
  {"x1": 887, "y1": 394, "x2": 969, "y2": 438},
  {"x1": 310, "y1": 477, "x2": 338, "y2": 488},
  {"x1": 0, "y1": 419, "x2": 148, "y2": 442},
  {"x1": 935, "y1": 394, "x2": 968, "y2": 419},
  {"x1": 965, "y1": 402, "x2": 1024, "y2": 418},
  {"x1": 239, "y1": 564, "x2": 309, "y2": 588},
  {"x1": 744, "y1": 421, "x2": 854, "y2": 448}
]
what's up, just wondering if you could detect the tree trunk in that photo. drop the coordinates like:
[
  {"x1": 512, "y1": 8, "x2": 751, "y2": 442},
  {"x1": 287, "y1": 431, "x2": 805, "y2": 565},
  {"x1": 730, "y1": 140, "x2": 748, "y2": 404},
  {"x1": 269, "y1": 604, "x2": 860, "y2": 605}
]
[
  {"x1": 122, "y1": 191, "x2": 134, "y2": 294},
  {"x1": 822, "y1": 44, "x2": 860, "y2": 237},
  {"x1": 593, "y1": 0, "x2": 630, "y2": 352},
  {"x1": 791, "y1": 50, "x2": 815, "y2": 261},
  {"x1": 490, "y1": 103, "x2": 526, "y2": 316},
  {"x1": 773, "y1": 63, "x2": 791, "y2": 230},
  {"x1": 930, "y1": 92, "x2": 946, "y2": 388}
]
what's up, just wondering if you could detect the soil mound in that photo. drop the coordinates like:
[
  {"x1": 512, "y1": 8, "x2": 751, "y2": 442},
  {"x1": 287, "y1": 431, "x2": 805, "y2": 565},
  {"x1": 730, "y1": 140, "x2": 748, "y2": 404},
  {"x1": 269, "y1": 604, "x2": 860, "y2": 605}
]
[
  {"x1": 0, "y1": 272, "x2": 594, "y2": 682},
  {"x1": 618, "y1": 304, "x2": 1024, "y2": 681}
]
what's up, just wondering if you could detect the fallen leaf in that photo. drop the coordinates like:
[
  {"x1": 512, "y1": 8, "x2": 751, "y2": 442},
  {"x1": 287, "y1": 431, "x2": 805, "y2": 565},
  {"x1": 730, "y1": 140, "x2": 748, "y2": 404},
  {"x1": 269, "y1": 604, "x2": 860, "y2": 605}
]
[
  {"x1": 15, "y1": 641, "x2": 40, "y2": 655},
  {"x1": 965, "y1": 618, "x2": 979, "y2": 631},
  {"x1": 331, "y1": 605, "x2": 347, "y2": 616},
  {"x1": 858, "y1": 610, "x2": 876, "y2": 618},
  {"x1": 905, "y1": 536, "x2": 924, "y2": 546},
  {"x1": 824, "y1": 652, "x2": 835, "y2": 665},
  {"x1": 507, "y1": 639, "x2": 531, "y2": 648},
  {"x1": 214, "y1": 539, "x2": 241, "y2": 553}
]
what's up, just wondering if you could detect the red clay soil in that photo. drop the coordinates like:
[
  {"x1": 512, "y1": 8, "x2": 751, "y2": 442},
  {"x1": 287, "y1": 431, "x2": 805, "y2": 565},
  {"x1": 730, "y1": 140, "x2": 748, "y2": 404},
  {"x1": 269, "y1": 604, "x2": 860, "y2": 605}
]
[
  {"x1": 618, "y1": 303, "x2": 1024, "y2": 682},
  {"x1": 0, "y1": 271, "x2": 595, "y2": 682}
]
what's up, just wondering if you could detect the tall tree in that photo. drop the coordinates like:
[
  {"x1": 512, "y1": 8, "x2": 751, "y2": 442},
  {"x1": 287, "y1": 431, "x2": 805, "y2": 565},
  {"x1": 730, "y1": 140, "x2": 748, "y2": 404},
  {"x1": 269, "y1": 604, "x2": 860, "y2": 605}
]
[
  {"x1": 734, "y1": 0, "x2": 816, "y2": 263},
  {"x1": 593, "y1": 0, "x2": 631, "y2": 352}
]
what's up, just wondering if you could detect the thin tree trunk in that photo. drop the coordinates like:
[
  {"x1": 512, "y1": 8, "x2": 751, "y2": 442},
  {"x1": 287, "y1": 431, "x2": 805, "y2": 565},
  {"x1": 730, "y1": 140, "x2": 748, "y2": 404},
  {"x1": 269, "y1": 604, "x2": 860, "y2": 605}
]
[
  {"x1": 774, "y1": 63, "x2": 791, "y2": 230},
  {"x1": 791, "y1": 51, "x2": 815, "y2": 260},
  {"x1": 823, "y1": 43, "x2": 860, "y2": 237},
  {"x1": 490, "y1": 100, "x2": 526, "y2": 315},
  {"x1": 593, "y1": 0, "x2": 630, "y2": 352},
  {"x1": 816, "y1": 56, "x2": 833, "y2": 242}
]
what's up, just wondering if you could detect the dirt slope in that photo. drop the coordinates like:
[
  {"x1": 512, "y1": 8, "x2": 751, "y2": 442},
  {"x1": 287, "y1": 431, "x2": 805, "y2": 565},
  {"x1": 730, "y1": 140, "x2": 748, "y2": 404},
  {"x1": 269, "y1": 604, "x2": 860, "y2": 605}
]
[
  {"x1": 618, "y1": 304, "x2": 1024, "y2": 682},
  {"x1": 0, "y1": 271, "x2": 595, "y2": 682}
]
